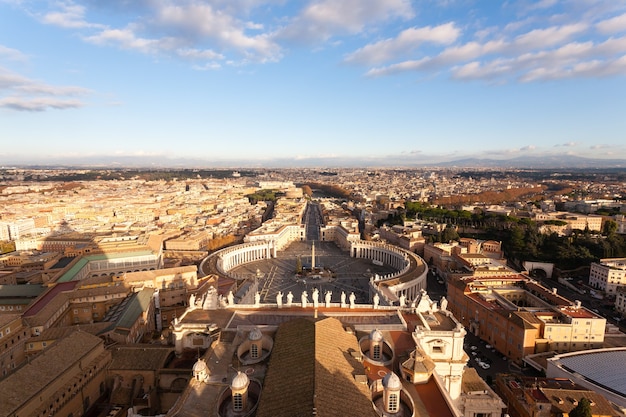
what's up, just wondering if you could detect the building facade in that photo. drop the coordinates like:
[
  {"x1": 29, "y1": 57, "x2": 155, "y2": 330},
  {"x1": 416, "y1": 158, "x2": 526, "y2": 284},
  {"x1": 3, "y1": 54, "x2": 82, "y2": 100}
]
[{"x1": 589, "y1": 258, "x2": 626, "y2": 294}]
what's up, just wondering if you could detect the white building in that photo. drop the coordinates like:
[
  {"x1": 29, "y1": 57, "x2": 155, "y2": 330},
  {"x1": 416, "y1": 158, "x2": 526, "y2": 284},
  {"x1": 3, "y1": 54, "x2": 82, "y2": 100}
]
[{"x1": 589, "y1": 258, "x2": 626, "y2": 294}]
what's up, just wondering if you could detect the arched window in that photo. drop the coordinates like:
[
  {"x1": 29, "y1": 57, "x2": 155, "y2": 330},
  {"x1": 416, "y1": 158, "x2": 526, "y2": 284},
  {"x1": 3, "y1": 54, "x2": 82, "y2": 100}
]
[{"x1": 233, "y1": 393, "x2": 243, "y2": 411}]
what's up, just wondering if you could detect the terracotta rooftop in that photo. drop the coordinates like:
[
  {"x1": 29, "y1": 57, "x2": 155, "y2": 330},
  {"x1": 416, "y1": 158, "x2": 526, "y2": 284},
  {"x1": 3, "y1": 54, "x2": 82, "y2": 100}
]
[
  {"x1": 256, "y1": 317, "x2": 377, "y2": 417},
  {"x1": 0, "y1": 331, "x2": 104, "y2": 417},
  {"x1": 413, "y1": 376, "x2": 455, "y2": 417},
  {"x1": 109, "y1": 345, "x2": 173, "y2": 370}
]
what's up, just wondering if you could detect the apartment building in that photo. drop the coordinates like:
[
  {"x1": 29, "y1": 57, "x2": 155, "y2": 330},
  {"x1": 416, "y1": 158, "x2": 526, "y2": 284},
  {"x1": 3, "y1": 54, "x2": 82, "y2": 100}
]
[
  {"x1": 495, "y1": 374, "x2": 617, "y2": 417},
  {"x1": 589, "y1": 258, "x2": 626, "y2": 294},
  {"x1": 378, "y1": 225, "x2": 426, "y2": 254},
  {"x1": 0, "y1": 314, "x2": 29, "y2": 378},
  {"x1": 447, "y1": 275, "x2": 605, "y2": 363},
  {"x1": 0, "y1": 331, "x2": 111, "y2": 417}
]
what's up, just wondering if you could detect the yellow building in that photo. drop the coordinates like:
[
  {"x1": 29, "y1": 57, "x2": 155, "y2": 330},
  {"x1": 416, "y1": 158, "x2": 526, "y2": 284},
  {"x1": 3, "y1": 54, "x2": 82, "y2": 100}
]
[{"x1": 447, "y1": 275, "x2": 605, "y2": 362}]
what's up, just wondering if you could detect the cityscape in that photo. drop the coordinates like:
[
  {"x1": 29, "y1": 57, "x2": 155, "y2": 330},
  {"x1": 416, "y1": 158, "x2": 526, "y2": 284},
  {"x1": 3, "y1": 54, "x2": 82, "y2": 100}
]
[
  {"x1": 3, "y1": 1, "x2": 626, "y2": 417},
  {"x1": 0, "y1": 165, "x2": 626, "y2": 417}
]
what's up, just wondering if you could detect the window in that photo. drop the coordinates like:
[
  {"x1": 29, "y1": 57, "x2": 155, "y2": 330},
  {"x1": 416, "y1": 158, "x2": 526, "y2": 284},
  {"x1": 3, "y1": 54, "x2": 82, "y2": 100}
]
[
  {"x1": 373, "y1": 344, "x2": 381, "y2": 360},
  {"x1": 388, "y1": 393, "x2": 398, "y2": 412},
  {"x1": 233, "y1": 393, "x2": 243, "y2": 411},
  {"x1": 250, "y1": 343, "x2": 259, "y2": 359}
]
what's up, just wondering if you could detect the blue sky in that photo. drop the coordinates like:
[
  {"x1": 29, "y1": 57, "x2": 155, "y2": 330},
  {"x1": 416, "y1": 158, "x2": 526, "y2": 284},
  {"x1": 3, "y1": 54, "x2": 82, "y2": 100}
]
[{"x1": 1, "y1": 0, "x2": 625, "y2": 167}]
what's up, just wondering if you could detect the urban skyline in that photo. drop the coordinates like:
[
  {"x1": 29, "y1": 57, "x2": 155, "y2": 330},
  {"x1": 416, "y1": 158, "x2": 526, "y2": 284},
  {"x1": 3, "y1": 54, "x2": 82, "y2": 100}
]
[{"x1": 1, "y1": 0, "x2": 626, "y2": 166}]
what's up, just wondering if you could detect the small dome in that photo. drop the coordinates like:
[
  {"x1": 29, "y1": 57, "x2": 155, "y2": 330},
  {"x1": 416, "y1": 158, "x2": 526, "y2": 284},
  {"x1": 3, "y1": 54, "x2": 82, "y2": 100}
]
[
  {"x1": 231, "y1": 371, "x2": 250, "y2": 390},
  {"x1": 248, "y1": 327, "x2": 262, "y2": 341},
  {"x1": 382, "y1": 372, "x2": 402, "y2": 390},
  {"x1": 193, "y1": 359, "x2": 208, "y2": 374},
  {"x1": 370, "y1": 329, "x2": 384, "y2": 342}
]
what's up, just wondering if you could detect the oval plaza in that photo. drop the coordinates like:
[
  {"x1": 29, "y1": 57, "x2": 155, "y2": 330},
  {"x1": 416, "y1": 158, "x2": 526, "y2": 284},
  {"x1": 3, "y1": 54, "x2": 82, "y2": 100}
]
[{"x1": 203, "y1": 201, "x2": 428, "y2": 308}]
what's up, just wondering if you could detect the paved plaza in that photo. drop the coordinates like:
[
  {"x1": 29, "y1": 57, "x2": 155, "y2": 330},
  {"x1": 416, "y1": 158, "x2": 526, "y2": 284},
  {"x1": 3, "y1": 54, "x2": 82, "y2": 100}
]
[{"x1": 229, "y1": 240, "x2": 397, "y2": 305}]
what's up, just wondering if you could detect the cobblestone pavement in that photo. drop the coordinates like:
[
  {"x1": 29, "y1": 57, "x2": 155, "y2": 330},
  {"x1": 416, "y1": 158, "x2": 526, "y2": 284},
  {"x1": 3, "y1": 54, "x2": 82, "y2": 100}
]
[{"x1": 229, "y1": 240, "x2": 397, "y2": 305}]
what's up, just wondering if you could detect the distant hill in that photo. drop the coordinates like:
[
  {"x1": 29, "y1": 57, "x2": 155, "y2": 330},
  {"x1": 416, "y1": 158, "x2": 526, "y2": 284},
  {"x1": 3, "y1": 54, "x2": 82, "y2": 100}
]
[
  {"x1": 3, "y1": 153, "x2": 626, "y2": 169},
  {"x1": 434, "y1": 155, "x2": 626, "y2": 169}
]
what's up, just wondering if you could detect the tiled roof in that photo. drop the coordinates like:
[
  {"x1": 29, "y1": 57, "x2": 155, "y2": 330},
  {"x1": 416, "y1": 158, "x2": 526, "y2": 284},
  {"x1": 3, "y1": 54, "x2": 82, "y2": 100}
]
[
  {"x1": 256, "y1": 317, "x2": 377, "y2": 417},
  {"x1": 0, "y1": 331, "x2": 104, "y2": 417},
  {"x1": 109, "y1": 345, "x2": 173, "y2": 370},
  {"x1": 29, "y1": 322, "x2": 111, "y2": 342},
  {"x1": 544, "y1": 388, "x2": 616, "y2": 415}
]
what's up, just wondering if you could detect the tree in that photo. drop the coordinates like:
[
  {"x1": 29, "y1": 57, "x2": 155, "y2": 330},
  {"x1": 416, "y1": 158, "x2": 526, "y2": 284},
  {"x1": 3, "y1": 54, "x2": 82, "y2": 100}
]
[
  {"x1": 301, "y1": 185, "x2": 312, "y2": 197},
  {"x1": 441, "y1": 225, "x2": 460, "y2": 243},
  {"x1": 569, "y1": 397, "x2": 592, "y2": 417},
  {"x1": 603, "y1": 219, "x2": 618, "y2": 236}
]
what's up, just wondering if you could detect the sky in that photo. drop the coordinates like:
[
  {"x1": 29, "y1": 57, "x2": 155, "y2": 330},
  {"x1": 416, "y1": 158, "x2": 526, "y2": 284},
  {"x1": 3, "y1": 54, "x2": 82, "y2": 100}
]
[{"x1": 1, "y1": 0, "x2": 626, "y2": 167}]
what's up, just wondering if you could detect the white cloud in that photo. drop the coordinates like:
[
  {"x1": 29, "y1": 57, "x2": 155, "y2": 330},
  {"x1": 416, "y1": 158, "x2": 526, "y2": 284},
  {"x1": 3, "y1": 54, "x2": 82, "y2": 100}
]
[
  {"x1": 0, "y1": 66, "x2": 90, "y2": 111},
  {"x1": 41, "y1": 1, "x2": 104, "y2": 29},
  {"x1": 0, "y1": 96, "x2": 83, "y2": 111},
  {"x1": 78, "y1": 1, "x2": 281, "y2": 64},
  {"x1": 175, "y1": 48, "x2": 224, "y2": 61},
  {"x1": 14, "y1": 83, "x2": 90, "y2": 96},
  {"x1": 154, "y1": 3, "x2": 280, "y2": 61},
  {"x1": 278, "y1": 0, "x2": 413, "y2": 43},
  {"x1": 366, "y1": 57, "x2": 430, "y2": 77},
  {"x1": 0, "y1": 44, "x2": 28, "y2": 61},
  {"x1": 528, "y1": 0, "x2": 558, "y2": 10},
  {"x1": 513, "y1": 23, "x2": 588, "y2": 49},
  {"x1": 596, "y1": 12, "x2": 626, "y2": 34},
  {"x1": 345, "y1": 22, "x2": 459, "y2": 65},
  {"x1": 84, "y1": 27, "x2": 167, "y2": 55},
  {"x1": 451, "y1": 59, "x2": 512, "y2": 81},
  {"x1": 365, "y1": 13, "x2": 626, "y2": 83}
]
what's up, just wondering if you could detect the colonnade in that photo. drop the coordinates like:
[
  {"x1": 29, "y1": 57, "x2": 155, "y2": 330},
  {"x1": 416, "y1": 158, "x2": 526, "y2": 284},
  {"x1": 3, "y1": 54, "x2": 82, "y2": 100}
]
[
  {"x1": 352, "y1": 241, "x2": 409, "y2": 271},
  {"x1": 216, "y1": 241, "x2": 274, "y2": 274},
  {"x1": 353, "y1": 240, "x2": 428, "y2": 305}
]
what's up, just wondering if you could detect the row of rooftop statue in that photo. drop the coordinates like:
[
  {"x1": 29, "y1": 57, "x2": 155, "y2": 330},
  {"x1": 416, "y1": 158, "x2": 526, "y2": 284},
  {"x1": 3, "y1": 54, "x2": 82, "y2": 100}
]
[{"x1": 186, "y1": 287, "x2": 447, "y2": 311}]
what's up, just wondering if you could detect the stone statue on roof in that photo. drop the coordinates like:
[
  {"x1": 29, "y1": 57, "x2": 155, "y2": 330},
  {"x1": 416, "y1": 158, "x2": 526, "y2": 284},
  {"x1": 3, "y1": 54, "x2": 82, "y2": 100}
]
[
  {"x1": 341, "y1": 291, "x2": 347, "y2": 308},
  {"x1": 440, "y1": 296, "x2": 448, "y2": 311},
  {"x1": 301, "y1": 290, "x2": 309, "y2": 308},
  {"x1": 286, "y1": 291, "x2": 293, "y2": 306},
  {"x1": 325, "y1": 290, "x2": 332, "y2": 308},
  {"x1": 276, "y1": 291, "x2": 283, "y2": 307},
  {"x1": 349, "y1": 292, "x2": 356, "y2": 309}
]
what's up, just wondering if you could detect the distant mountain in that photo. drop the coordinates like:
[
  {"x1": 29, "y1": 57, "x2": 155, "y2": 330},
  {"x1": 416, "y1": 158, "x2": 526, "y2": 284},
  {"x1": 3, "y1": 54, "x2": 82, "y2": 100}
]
[
  {"x1": 435, "y1": 155, "x2": 626, "y2": 169},
  {"x1": 2, "y1": 153, "x2": 625, "y2": 169}
]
